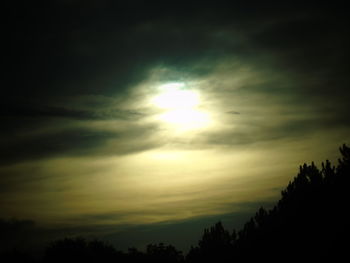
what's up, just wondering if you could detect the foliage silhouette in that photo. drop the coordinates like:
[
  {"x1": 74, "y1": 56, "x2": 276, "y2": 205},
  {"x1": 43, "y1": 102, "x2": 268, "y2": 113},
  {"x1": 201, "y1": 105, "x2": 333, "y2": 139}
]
[
  {"x1": 187, "y1": 144, "x2": 350, "y2": 262},
  {"x1": 187, "y1": 222, "x2": 233, "y2": 262},
  {"x1": 1, "y1": 144, "x2": 349, "y2": 262},
  {"x1": 42, "y1": 239, "x2": 184, "y2": 263},
  {"x1": 145, "y1": 243, "x2": 184, "y2": 263},
  {"x1": 43, "y1": 237, "x2": 122, "y2": 263}
]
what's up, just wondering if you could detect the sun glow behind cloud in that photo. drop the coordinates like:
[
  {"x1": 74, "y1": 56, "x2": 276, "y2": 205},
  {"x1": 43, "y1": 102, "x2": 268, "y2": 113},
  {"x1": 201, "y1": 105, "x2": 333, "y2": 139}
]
[
  {"x1": 151, "y1": 82, "x2": 211, "y2": 131},
  {"x1": 152, "y1": 83, "x2": 199, "y2": 109}
]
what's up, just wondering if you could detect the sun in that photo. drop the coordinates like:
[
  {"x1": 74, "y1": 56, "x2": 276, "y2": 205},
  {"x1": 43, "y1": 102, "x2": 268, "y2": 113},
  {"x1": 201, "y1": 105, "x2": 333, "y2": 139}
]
[
  {"x1": 151, "y1": 83, "x2": 210, "y2": 130},
  {"x1": 152, "y1": 83, "x2": 199, "y2": 109}
]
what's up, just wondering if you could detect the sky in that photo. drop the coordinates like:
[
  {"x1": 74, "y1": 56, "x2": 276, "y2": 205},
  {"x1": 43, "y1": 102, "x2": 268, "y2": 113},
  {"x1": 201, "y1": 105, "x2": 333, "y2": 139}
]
[{"x1": 1, "y1": 1, "x2": 350, "y2": 251}]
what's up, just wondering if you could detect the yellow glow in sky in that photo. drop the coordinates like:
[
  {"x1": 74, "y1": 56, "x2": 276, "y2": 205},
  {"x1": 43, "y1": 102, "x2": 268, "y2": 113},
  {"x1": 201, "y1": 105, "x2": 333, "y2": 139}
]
[
  {"x1": 152, "y1": 83, "x2": 199, "y2": 109},
  {"x1": 152, "y1": 82, "x2": 210, "y2": 130},
  {"x1": 159, "y1": 109, "x2": 209, "y2": 128}
]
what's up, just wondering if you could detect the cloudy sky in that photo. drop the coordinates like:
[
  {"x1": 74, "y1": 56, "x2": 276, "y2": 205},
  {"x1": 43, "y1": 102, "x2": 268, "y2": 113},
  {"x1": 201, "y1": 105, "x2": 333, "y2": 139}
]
[{"x1": 2, "y1": 1, "x2": 349, "y2": 250}]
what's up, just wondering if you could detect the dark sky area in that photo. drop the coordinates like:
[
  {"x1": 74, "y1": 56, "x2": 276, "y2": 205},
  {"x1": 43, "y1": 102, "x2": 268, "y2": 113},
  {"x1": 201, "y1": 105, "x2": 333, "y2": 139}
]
[{"x1": 1, "y1": 1, "x2": 350, "y2": 252}]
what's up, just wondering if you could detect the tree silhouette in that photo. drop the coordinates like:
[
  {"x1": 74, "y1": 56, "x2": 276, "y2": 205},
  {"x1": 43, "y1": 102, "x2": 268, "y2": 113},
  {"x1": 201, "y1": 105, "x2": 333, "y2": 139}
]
[
  {"x1": 188, "y1": 144, "x2": 350, "y2": 262},
  {"x1": 146, "y1": 243, "x2": 184, "y2": 263},
  {"x1": 43, "y1": 237, "x2": 122, "y2": 263},
  {"x1": 187, "y1": 221, "x2": 233, "y2": 262}
]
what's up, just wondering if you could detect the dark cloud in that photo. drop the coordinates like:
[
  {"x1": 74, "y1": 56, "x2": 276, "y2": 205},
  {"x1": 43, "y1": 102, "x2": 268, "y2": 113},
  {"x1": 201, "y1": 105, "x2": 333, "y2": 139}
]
[
  {"x1": 2, "y1": 0, "x2": 349, "y2": 167},
  {"x1": 226, "y1": 111, "x2": 240, "y2": 115},
  {"x1": 0, "y1": 103, "x2": 144, "y2": 121},
  {"x1": 4, "y1": 2, "x2": 349, "y2": 101},
  {"x1": 0, "y1": 124, "x2": 160, "y2": 165},
  {"x1": 0, "y1": 128, "x2": 112, "y2": 164},
  {"x1": 201, "y1": 112, "x2": 350, "y2": 148}
]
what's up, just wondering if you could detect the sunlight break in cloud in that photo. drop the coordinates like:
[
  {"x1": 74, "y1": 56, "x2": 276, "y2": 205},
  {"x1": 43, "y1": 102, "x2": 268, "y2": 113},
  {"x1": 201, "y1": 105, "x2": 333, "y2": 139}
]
[{"x1": 150, "y1": 82, "x2": 211, "y2": 131}]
